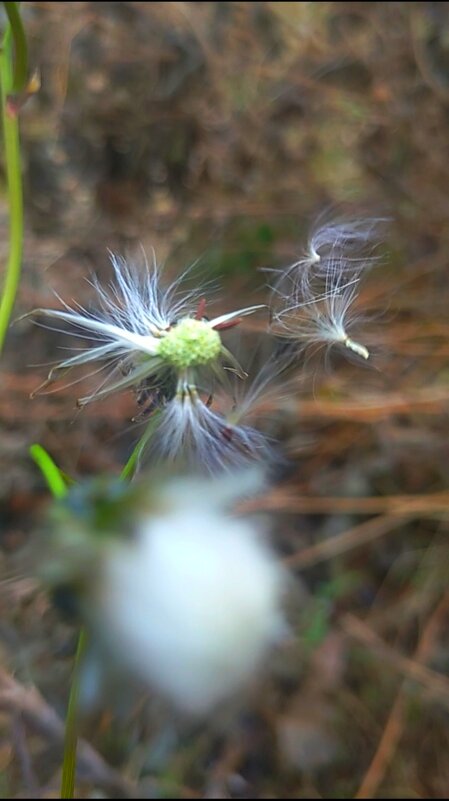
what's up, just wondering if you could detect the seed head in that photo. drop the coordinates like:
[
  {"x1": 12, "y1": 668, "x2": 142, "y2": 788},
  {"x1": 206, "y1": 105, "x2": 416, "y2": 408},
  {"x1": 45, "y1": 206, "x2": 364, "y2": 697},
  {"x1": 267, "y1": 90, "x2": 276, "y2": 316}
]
[{"x1": 157, "y1": 318, "x2": 221, "y2": 369}]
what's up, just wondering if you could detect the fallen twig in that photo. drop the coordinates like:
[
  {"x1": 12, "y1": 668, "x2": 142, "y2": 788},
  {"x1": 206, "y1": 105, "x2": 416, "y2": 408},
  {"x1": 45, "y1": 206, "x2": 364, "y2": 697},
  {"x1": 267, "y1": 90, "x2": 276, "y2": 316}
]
[{"x1": 0, "y1": 667, "x2": 136, "y2": 797}]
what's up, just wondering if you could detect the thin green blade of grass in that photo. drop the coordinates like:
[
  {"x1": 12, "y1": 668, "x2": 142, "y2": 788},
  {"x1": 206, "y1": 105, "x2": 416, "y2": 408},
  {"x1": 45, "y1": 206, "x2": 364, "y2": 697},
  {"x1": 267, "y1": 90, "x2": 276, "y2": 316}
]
[
  {"x1": 29, "y1": 443, "x2": 68, "y2": 499},
  {"x1": 60, "y1": 628, "x2": 88, "y2": 799}
]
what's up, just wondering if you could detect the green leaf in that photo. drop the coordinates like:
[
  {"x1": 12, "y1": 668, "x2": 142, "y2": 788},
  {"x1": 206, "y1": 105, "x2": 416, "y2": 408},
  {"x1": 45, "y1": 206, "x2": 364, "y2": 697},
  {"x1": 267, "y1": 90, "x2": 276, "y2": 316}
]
[{"x1": 29, "y1": 443, "x2": 68, "y2": 499}]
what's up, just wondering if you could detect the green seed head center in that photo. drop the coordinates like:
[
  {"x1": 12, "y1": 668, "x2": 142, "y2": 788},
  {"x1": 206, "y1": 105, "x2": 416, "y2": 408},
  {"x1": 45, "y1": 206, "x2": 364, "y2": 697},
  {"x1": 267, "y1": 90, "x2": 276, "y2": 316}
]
[{"x1": 157, "y1": 318, "x2": 221, "y2": 369}]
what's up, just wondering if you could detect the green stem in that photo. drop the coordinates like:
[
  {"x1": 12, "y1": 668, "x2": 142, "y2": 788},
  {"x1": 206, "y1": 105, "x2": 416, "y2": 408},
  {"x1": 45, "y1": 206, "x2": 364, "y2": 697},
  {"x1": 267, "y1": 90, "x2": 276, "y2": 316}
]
[
  {"x1": 60, "y1": 629, "x2": 88, "y2": 799},
  {"x1": 3, "y1": 2, "x2": 28, "y2": 92},
  {"x1": 120, "y1": 411, "x2": 162, "y2": 481},
  {"x1": 0, "y1": 20, "x2": 23, "y2": 354}
]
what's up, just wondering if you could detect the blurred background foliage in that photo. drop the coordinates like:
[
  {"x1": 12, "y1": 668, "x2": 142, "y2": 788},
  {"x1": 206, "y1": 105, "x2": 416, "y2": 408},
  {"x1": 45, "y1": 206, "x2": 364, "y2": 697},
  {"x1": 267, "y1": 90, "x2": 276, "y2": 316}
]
[{"x1": 1, "y1": 2, "x2": 449, "y2": 798}]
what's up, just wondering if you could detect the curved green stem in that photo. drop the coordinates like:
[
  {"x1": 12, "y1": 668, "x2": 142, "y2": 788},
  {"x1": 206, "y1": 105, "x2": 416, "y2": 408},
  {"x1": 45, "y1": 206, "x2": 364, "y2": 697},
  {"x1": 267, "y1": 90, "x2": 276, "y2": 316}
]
[
  {"x1": 3, "y1": 2, "x2": 28, "y2": 92},
  {"x1": 0, "y1": 19, "x2": 24, "y2": 354},
  {"x1": 120, "y1": 411, "x2": 162, "y2": 480}
]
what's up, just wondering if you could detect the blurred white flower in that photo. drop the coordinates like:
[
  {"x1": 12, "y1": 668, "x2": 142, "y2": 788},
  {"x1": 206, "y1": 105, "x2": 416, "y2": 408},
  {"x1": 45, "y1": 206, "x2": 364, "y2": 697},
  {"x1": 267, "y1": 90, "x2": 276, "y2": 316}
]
[
  {"x1": 90, "y1": 472, "x2": 287, "y2": 716},
  {"x1": 269, "y1": 218, "x2": 386, "y2": 361}
]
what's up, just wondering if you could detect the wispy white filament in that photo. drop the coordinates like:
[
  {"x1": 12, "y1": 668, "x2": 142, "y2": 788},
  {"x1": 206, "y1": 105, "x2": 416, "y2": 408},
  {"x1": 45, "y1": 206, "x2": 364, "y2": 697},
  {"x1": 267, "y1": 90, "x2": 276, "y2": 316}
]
[
  {"x1": 148, "y1": 385, "x2": 274, "y2": 473},
  {"x1": 269, "y1": 218, "x2": 385, "y2": 360}
]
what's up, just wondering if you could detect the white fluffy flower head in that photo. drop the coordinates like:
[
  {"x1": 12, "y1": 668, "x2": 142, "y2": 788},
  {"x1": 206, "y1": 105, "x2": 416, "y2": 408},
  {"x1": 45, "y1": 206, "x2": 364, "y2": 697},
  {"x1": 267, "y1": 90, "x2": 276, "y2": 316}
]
[
  {"x1": 47, "y1": 471, "x2": 287, "y2": 716},
  {"x1": 28, "y1": 253, "x2": 269, "y2": 471},
  {"x1": 29, "y1": 253, "x2": 264, "y2": 406}
]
